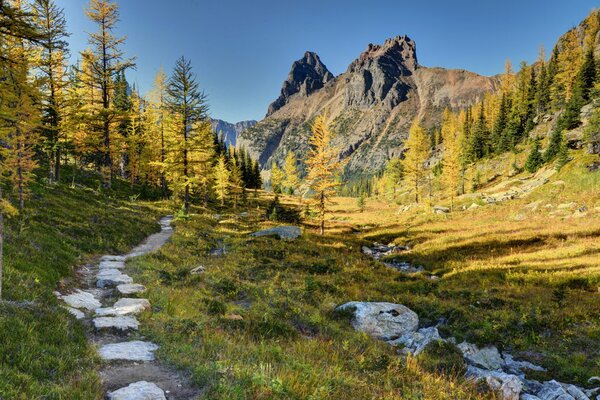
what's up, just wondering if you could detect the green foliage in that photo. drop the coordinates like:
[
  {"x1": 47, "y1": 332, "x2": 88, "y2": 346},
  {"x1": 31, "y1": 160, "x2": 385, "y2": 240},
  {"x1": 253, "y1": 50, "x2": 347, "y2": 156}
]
[
  {"x1": 525, "y1": 137, "x2": 544, "y2": 173},
  {"x1": 417, "y1": 341, "x2": 467, "y2": 376}
]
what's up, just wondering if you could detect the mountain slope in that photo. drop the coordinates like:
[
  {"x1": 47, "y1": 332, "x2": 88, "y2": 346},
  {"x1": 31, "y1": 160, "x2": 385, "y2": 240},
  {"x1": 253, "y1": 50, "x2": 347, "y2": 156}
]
[
  {"x1": 238, "y1": 35, "x2": 499, "y2": 174},
  {"x1": 211, "y1": 119, "x2": 257, "y2": 147}
]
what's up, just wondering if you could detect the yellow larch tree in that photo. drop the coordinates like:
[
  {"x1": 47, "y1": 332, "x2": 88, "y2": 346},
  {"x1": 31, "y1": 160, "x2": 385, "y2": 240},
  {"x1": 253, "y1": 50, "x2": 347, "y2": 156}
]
[
  {"x1": 283, "y1": 150, "x2": 300, "y2": 195},
  {"x1": 440, "y1": 109, "x2": 461, "y2": 211},
  {"x1": 214, "y1": 153, "x2": 230, "y2": 206},
  {"x1": 270, "y1": 161, "x2": 284, "y2": 193},
  {"x1": 552, "y1": 29, "x2": 583, "y2": 103},
  {"x1": 402, "y1": 118, "x2": 430, "y2": 203}
]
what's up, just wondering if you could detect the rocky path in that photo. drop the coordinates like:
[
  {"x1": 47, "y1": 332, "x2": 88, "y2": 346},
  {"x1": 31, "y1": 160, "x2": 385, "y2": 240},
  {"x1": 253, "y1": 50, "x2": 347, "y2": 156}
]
[{"x1": 56, "y1": 216, "x2": 201, "y2": 400}]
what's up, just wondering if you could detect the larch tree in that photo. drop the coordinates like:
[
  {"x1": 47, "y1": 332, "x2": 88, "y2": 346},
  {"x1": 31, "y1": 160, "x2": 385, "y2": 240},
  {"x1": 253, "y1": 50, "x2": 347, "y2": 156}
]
[
  {"x1": 441, "y1": 110, "x2": 461, "y2": 211},
  {"x1": 146, "y1": 67, "x2": 169, "y2": 195},
  {"x1": 270, "y1": 161, "x2": 284, "y2": 193},
  {"x1": 214, "y1": 153, "x2": 230, "y2": 206},
  {"x1": 81, "y1": 0, "x2": 135, "y2": 188},
  {"x1": 402, "y1": 118, "x2": 430, "y2": 203},
  {"x1": 165, "y1": 56, "x2": 212, "y2": 213},
  {"x1": 552, "y1": 29, "x2": 583, "y2": 105},
  {"x1": 229, "y1": 156, "x2": 244, "y2": 209},
  {"x1": 282, "y1": 150, "x2": 300, "y2": 195},
  {"x1": 304, "y1": 115, "x2": 345, "y2": 235},
  {"x1": 32, "y1": 0, "x2": 69, "y2": 182}
]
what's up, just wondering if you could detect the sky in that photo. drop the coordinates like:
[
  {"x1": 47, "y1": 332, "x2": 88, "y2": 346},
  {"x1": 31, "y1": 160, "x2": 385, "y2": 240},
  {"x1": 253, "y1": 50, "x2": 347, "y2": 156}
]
[{"x1": 56, "y1": 0, "x2": 598, "y2": 123}]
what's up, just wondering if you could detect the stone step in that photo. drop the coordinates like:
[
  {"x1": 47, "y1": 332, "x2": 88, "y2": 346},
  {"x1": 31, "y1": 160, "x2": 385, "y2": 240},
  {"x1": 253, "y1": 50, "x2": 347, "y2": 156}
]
[
  {"x1": 64, "y1": 306, "x2": 85, "y2": 319},
  {"x1": 97, "y1": 269, "x2": 133, "y2": 288},
  {"x1": 107, "y1": 381, "x2": 166, "y2": 400},
  {"x1": 95, "y1": 298, "x2": 151, "y2": 316},
  {"x1": 93, "y1": 316, "x2": 139, "y2": 332},
  {"x1": 98, "y1": 341, "x2": 158, "y2": 361},
  {"x1": 58, "y1": 289, "x2": 101, "y2": 311},
  {"x1": 102, "y1": 255, "x2": 126, "y2": 262},
  {"x1": 100, "y1": 260, "x2": 126, "y2": 269},
  {"x1": 116, "y1": 283, "x2": 146, "y2": 295}
]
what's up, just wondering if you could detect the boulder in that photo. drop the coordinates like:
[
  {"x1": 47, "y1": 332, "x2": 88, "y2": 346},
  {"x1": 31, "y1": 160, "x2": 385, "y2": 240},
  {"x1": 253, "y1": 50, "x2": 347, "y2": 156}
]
[
  {"x1": 116, "y1": 283, "x2": 146, "y2": 295},
  {"x1": 250, "y1": 226, "x2": 301, "y2": 240},
  {"x1": 466, "y1": 365, "x2": 523, "y2": 400},
  {"x1": 468, "y1": 203, "x2": 481, "y2": 210},
  {"x1": 95, "y1": 298, "x2": 151, "y2": 316},
  {"x1": 336, "y1": 301, "x2": 418, "y2": 341},
  {"x1": 107, "y1": 381, "x2": 166, "y2": 400},
  {"x1": 536, "y1": 380, "x2": 589, "y2": 400},
  {"x1": 93, "y1": 316, "x2": 139, "y2": 331},
  {"x1": 502, "y1": 352, "x2": 546, "y2": 376},
  {"x1": 98, "y1": 341, "x2": 158, "y2": 361},
  {"x1": 59, "y1": 289, "x2": 101, "y2": 311},
  {"x1": 433, "y1": 206, "x2": 450, "y2": 214},
  {"x1": 458, "y1": 342, "x2": 505, "y2": 371},
  {"x1": 190, "y1": 266, "x2": 205, "y2": 275},
  {"x1": 388, "y1": 326, "x2": 441, "y2": 355}
]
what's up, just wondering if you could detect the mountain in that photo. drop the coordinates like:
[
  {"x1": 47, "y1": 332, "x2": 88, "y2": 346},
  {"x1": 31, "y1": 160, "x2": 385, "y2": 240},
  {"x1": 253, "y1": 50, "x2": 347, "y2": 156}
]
[
  {"x1": 237, "y1": 35, "x2": 499, "y2": 174},
  {"x1": 211, "y1": 119, "x2": 257, "y2": 147}
]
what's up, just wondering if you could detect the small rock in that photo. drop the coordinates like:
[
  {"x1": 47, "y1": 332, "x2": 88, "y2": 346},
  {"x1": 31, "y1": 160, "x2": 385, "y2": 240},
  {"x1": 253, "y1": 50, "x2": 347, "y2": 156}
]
[
  {"x1": 116, "y1": 283, "x2": 146, "y2": 295},
  {"x1": 388, "y1": 326, "x2": 441, "y2": 355},
  {"x1": 99, "y1": 260, "x2": 125, "y2": 269},
  {"x1": 65, "y1": 306, "x2": 85, "y2": 319},
  {"x1": 98, "y1": 341, "x2": 158, "y2": 361},
  {"x1": 557, "y1": 202, "x2": 578, "y2": 210},
  {"x1": 102, "y1": 255, "x2": 126, "y2": 262},
  {"x1": 466, "y1": 365, "x2": 523, "y2": 400},
  {"x1": 223, "y1": 314, "x2": 243, "y2": 320},
  {"x1": 335, "y1": 301, "x2": 418, "y2": 341},
  {"x1": 107, "y1": 381, "x2": 166, "y2": 400},
  {"x1": 250, "y1": 226, "x2": 301, "y2": 240},
  {"x1": 468, "y1": 203, "x2": 481, "y2": 210},
  {"x1": 95, "y1": 298, "x2": 151, "y2": 316},
  {"x1": 93, "y1": 316, "x2": 139, "y2": 331},
  {"x1": 433, "y1": 205, "x2": 450, "y2": 214},
  {"x1": 458, "y1": 342, "x2": 505, "y2": 371},
  {"x1": 59, "y1": 289, "x2": 101, "y2": 311},
  {"x1": 190, "y1": 266, "x2": 205, "y2": 275},
  {"x1": 97, "y1": 269, "x2": 133, "y2": 288}
]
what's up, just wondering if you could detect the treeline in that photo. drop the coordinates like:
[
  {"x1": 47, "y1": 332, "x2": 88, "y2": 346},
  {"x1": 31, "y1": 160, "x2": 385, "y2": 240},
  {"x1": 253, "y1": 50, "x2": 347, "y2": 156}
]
[
  {"x1": 368, "y1": 9, "x2": 600, "y2": 205},
  {"x1": 0, "y1": 0, "x2": 262, "y2": 215}
]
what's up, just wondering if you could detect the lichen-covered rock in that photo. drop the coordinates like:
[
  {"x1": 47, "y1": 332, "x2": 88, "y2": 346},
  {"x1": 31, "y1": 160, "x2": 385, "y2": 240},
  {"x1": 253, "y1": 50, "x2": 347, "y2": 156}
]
[
  {"x1": 458, "y1": 342, "x2": 505, "y2": 371},
  {"x1": 107, "y1": 381, "x2": 166, "y2": 400},
  {"x1": 59, "y1": 289, "x2": 101, "y2": 311},
  {"x1": 95, "y1": 298, "x2": 150, "y2": 316},
  {"x1": 388, "y1": 326, "x2": 441, "y2": 355},
  {"x1": 536, "y1": 380, "x2": 589, "y2": 400},
  {"x1": 116, "y1": 283, "x2": 146, "y2": 295},
  {"x1": 466, "y1": 365, "x2": 523, "y2": 400},
  {"x1": 336, "y1": 301, "x2": 418, "y2": 341}
]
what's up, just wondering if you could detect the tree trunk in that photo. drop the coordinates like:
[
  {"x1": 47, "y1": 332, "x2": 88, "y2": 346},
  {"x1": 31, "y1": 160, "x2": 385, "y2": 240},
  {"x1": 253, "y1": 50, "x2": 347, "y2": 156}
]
[
  {"x1": 183, "y1": 126, "x2": 189, "y2": 214},
  {"x1": 0, "y1": 189, "x2": 4, "y2": 300},
  {"x1": 319, "y1": 191, "x2": 325, "y2": 235}
]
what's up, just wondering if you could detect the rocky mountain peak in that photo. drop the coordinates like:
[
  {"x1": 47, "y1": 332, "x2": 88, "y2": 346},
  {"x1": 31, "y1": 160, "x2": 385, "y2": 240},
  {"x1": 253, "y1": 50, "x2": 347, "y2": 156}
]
[{"x1": 266, "y1": 51, "x2": 334, "y2": 116}]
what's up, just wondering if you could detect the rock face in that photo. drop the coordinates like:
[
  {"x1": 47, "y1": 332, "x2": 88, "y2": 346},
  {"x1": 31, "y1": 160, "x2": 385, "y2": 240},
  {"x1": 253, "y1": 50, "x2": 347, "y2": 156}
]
[
  {"x1": 211, "y1": 119, "x2": 257, "y2": 147},
  {"x1": 336, "y1": 301, "x2": 418, "y2": 341},
  {"x1": 238, "y1": 35, "x2": 498, "y2": 174},
  {"x1": 250, "y1": 226, "x2": 301, "y2": 240},
  {"x1": 107, "y1": 381, "x2": 166, "y2": 400},
  {"x1": 267, "y1": 51, "x2": 334, "y2": 116}
]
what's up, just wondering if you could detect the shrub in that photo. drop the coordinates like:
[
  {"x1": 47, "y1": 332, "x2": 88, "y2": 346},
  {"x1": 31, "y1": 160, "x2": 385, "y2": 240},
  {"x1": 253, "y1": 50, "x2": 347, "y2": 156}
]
[{"x1": 416, "y1": 340, "x2": 467, "y2": 376}]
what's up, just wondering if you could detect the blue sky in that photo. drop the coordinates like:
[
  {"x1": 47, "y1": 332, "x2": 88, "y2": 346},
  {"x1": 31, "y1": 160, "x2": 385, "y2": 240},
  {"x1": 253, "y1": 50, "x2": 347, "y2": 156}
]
[{"x1": 56, "y1": 0, "x2": 598, "y2": 123}]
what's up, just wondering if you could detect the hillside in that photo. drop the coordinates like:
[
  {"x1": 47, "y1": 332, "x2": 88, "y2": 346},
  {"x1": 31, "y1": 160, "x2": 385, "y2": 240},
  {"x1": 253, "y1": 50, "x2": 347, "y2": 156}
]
[
  {"x1": 237, "y1": 35, "x2": 499, "y2": 174},
  {"x1": 211, "y1": 119, "x2": 257, "y2": 147}
]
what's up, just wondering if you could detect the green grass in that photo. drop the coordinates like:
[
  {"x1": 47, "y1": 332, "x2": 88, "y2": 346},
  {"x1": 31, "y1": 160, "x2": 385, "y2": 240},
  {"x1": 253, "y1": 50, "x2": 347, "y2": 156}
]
[{"x1": 0, "y1": 170, "x2": 167, "y2": 399}]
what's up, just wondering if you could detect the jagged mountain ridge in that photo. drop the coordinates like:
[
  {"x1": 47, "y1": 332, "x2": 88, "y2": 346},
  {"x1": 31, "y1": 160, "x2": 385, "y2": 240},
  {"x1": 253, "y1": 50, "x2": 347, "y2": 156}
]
[
  {"x1": 238, "y1": 35, "x2": 499, "y2": 174},
  {"x1": 210, "y1": 119, "x2": 257, "y2": 147}
]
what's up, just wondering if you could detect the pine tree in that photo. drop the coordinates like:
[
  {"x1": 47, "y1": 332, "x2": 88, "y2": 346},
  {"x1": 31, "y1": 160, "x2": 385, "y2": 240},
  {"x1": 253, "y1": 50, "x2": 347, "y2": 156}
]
[
  {"x1": 525, "y1": 137, "x2": 544, "y2": 173},
  {"x1": 32, "y1": 0, "x2": 70, "y2": 182},
  {"x1": 270, "y1": 161, "x2": 284, "y2": 193},
  {"x1": 251, "y1": 159, "x2": 262, "y2": 190},
  {"x1": 283, "y1": 151, "x2": 300, "y2": 195},
  {"x1": 468, "y1": 102, "x2": 489, "y2": 160},
  {"x1": 402, "y1": 118, "x2": 430, "y2": 203},
  {"x1": 214, "y1": 153, "x2": 230, "y2": 206},
  {"x1": 556, "y1": 139, "x2": 570, "y2": 170},
  {"x1": 304, "y1": 115, "x2": 345, "y2": 235},
  {"x1": 535, "y1": 46, "x2": 551, "y2": 116},
  {"x1": 165, "y1": 56, "x2": 212, "y2": 213},
  {"x1": 544, "y1": 127, "x2": 565, "y2": 162},
  {"x1": 81, "y1": 0, "x2": 135, "y2": 187},
  {"x1": 147, "y1": 68, "x2": 169, "y2": 195},
  {"x1": 577, "y1": 48, "x2": 596, "y2": 103},
  {"x1": 229, "y1": 156, "x2": 244, "y2": 209},
  {"x1": 381, "y1": 157, "x2": 403, "y2": 198},
  {"x1": 492, "y1": 94, "x2": 508, "y2": 152},
  {"x1": 440, "y1": 110, "x2": 461, "y2": 211}
]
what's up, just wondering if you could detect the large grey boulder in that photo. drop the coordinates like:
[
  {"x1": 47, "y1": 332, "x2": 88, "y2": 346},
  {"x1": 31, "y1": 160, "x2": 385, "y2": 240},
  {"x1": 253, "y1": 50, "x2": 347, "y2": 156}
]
[
  {"x1": 107, "y1": 381, "x2": 166, "y2": 400},
  {"x1": 95, "y1": 298, "x2": 150, "y2": 316},
  {"x1": 59, "y1": 289, "x2": 101, "y2": 311},
  {"x1": 466, "y1": 365, "x2": 523, "y2": 400},
  {"x1": 458, "y1": 342, "x2": 505, "y2": 371},
  {"x1": 250, "y1": 226, "x2": 301, "y2": 240},
  {"x1": 98, "y1": 341, "x2": 158, "y2": 361},
  {"x1": 336, "y1": 301, "x2": 418, "y2": 341}
]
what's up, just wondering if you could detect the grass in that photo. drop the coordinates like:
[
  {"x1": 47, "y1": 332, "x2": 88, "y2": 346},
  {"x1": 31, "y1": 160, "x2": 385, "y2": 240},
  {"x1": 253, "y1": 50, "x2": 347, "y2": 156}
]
[{"x1": 0, "y1": 167, "x2": 167, "y2": 399}]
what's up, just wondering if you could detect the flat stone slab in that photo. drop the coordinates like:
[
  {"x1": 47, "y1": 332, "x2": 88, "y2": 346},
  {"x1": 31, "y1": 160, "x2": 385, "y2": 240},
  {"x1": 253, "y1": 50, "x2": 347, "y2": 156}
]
[
  {"x1": 107, "y1": 381, "x2": 166, "y2": 400},
  {"x1": 96, "y1": 298, "x2": 151, "y2": 316},
  {"x1": 98, "y1": 341, "x2": 158, "y2": 361},
  {"x1": 97, "y1": 269, "x2": 133, "y2": 288},
  {"x1": 250, "y1": 226, "x2": 301, "y2": 240},
  {"x1": 59, "y1": 289, "x2": 101, "y2": 311},
  {"x1": 65, "y1": 306, "x2": 85, "y2": 319},
  {"x1": 100, "y1": 260, "x2": 125, "y2": 269},
  {"x1": 93, "y1": 316, "x2": 139, "y2": 331},
  {"x1": 102, "y1": 255, "x2": 126, "y2": 262},
  {"x1": 116, "y1": 283, "x2": 146, "y2": 295}
]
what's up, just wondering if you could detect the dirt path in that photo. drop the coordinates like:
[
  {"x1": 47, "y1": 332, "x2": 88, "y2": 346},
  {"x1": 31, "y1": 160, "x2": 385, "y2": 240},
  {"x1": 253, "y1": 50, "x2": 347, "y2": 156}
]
[{"x1": 56, "y1": 216, "x2": 202, "y2": 400}]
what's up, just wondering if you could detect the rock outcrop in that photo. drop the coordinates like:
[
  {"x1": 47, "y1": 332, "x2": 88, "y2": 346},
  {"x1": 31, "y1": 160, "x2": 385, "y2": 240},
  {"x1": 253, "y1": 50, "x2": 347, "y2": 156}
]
[{"x1": 336, "y1": 301, "x2": 419, "y2": 340}]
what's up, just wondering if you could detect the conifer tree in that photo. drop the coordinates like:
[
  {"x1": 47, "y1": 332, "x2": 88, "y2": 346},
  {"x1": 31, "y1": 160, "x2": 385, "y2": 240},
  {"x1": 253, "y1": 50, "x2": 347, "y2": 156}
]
[
  {"x1": 525, "y1": 137, "x2": 544, "y2": 173},
  {"x1": 229, "y1": 156, "x2": 244, "y2": 209},
  {"x1": 81, "y1": 0, "x2": 135, "y2": 187},
  {"x1": 544, "y1": 127, "x2": 565, "y2": 162},
  {"x1": 283, "y1": 151, "x2": 300, "y2": 195},
  {"x1": 381, "y1": 157, "x2": 403, "y2": 198},
  {"x1": 32, "y1": 0, "x2": 70, "y2": 182},
  {"x1": 165, "y1": 56, "x2": 212, "y2": 213},
  {"x1": 402, "y1": 118, "x2": 430, "y2": 203},
  {"x1": 251, "y1": 159, "x2": 262, "y2": 190},
  {"x1": 552, "y1": 30, "x2": 583, "y2": 106},
  {"x1": 440, "y1": 110, "x2": 461, "y2": 211},
  {"x1": 214, "y1": 153, "x2": 229, "y2": 206},
  {"x1": 467, "y1": 102, "x2": 489, "y2": 160},
  {"x1": 147, "y1": 68, "x2": 169, "y2": 195},
  {"x1": 270, "y1": 161, "x2": 284, "y2": 193},
  {"x1": 535, "y1": 51, "x2": 551, "y2": 115},
  {"x1": 304, "y1": 115, "x2": 345, "y2": 235}
]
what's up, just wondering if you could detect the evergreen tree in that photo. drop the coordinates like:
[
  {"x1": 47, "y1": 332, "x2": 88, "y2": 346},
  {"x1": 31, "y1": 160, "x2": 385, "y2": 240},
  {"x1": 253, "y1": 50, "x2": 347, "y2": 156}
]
[
  {"x1": 214, "y1": 153, "x2": 230, "y2": 206},
  {"x1": 467, "y1": 102, "x2": 489, "y2": 160},
  {"x1": 402, "y1": 118, "x2": 430, "y2": 203},
  {"x1": 304, "y1": 115, "x2": 346, "y2": 235},
  {"x1": 440, "y1": 110, "x2": 461, "y2": 211},
  {"x1": 270, "y1": 161, "x2": 284, "y2": 193},
  {"x1": 544, "y1": 127, "x2": 565, "y2": 162},
  {"x1": 525, "y1": 137, "x2": 544, "y2": 173},
  {"x1": 578, "y1": 48, "x2": 596, "y2": 103},
  {"x1": 251, "y1": 159, "x2": 262, "y2": 190},
  {"x1": 492, "y1": 94, "x2": 508, "y2": 152}
]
